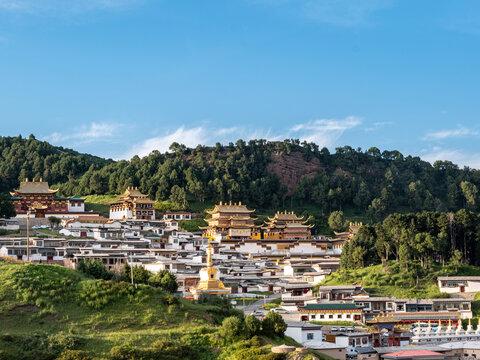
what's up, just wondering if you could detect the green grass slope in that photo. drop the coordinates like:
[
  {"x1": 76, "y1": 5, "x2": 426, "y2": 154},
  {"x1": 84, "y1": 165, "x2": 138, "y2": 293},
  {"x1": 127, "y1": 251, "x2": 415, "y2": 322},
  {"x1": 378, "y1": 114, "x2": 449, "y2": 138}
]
[
  {"x1": 0, "y1": 260, "x2": 324, "y2": 360},
  {"x1": 0, "y1": 260, "x2": 234, "y2": 359},
  {"x1": 317, "y1": 261, "x2": 480, "y2": 299}
]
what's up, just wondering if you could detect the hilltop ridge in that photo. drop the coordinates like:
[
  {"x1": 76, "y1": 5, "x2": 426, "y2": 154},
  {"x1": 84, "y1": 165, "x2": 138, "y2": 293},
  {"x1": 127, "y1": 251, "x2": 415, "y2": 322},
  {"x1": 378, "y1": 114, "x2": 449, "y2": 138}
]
[{"x1": 1, "y1": 136, "x2": 480, "y2": 221}]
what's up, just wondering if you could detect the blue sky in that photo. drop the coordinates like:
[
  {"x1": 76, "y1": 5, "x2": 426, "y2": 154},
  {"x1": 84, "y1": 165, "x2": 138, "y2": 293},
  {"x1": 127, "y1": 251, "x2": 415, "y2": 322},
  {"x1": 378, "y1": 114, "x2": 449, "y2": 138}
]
[{"x1": 1, "y1": 0, "x2": 480, "y2": 167}]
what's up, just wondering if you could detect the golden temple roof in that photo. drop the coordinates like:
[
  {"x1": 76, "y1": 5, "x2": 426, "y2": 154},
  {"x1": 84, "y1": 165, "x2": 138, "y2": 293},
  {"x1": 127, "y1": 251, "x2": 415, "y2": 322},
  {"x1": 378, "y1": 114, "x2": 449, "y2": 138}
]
[
  {"x1": 207, "y1": 201, "x2": 255, "y2": 214},
  {"x1": 123, "y1": 186, "x2": 149, "y2": 198},
  {"x1": 12, "y1": 179, "x2": 58, "y2": 195},
  {"x1": 267, "y1": 210, "x2": 305, "y2": 222}
]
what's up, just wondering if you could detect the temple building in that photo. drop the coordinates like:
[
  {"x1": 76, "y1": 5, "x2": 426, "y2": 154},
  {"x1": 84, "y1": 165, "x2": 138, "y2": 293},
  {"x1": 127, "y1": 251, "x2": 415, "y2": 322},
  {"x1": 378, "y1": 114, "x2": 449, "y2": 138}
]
[
  {"x1": 263, "y1": 211, "x2": 313, "y2": 240},
  {"x1": 109, "y1": 187, "x2": 155, "y2": 221},
  {"x1": 10, "y1": 179, "x2": 86, "y2": 218},
  {"x1": 330, "y1": 222, "x2": 363, "y2": 250},
  {"x1": 200, "y1": 201, "x2": 260, "y2": 240},
  {"x1": 189, "y1": 242, "x2": 231, "y2": 299}
]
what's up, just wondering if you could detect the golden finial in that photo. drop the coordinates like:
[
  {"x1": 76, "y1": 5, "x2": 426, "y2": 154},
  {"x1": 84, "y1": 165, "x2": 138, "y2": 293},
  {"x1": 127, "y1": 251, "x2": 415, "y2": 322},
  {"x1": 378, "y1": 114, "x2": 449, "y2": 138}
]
[{"x1": 207, "y1": 242, "x2": 213, "y2": 268}]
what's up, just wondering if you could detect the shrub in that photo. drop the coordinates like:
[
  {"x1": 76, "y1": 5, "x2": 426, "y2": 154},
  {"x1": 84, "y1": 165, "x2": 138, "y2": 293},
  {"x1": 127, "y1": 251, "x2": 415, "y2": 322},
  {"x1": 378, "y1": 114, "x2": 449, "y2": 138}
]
[
  {"x1": 110, "y1": 345, "x2": 141, "y2": 360},
  {"x1": 162, "y1": 295, "x2": 179, "y2": 305},
  {"x1": 220, "y1": 316, "x2": 245, "y2": 341},
  {"x1": 262, "y1": 311, "x2": 287, "y2": 338},
  {"x1": 245, "y1": 315, "x2": 262, "y2": 337},
  {"x1": 48, "y1": 332, "x2": 79, "y2": 353},
  {"x1": 56, "y1": 350, "x2": 92, "y2": 360}
]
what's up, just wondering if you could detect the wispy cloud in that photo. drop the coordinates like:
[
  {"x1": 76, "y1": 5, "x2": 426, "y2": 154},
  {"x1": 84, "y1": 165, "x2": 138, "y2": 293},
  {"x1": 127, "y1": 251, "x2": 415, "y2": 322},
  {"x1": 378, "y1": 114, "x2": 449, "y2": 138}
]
[
  {"x1": 122, "y1": 125, "x2": 282, "y2": 159},
  {"x1": 122, "y1": 116, "x2": 362, "y2": 159},
  {"x1": 253, "y1": 0, "x2": 394, "y2": 27},
  {"x1": 365, "y1": 121, "x2": 392, "y2": 132},
  {"x1": 0, "y1": 0, "x2": 140, "y2": 14},
  {"x1": 43, "y1": 122, "x2": 124, "y2": 146},
  {"x1": 421, "y1": 146, "x2": 480, "y2": 169},
  {"x1": 289, "y1": 116, "x2": 362, "y2": 147},
  {"x1": 422, "y1": 126, "x2": 480, "y2": 141},
  {"x1": 302, "y1": 0, "x2": 393, "y2": 27}
]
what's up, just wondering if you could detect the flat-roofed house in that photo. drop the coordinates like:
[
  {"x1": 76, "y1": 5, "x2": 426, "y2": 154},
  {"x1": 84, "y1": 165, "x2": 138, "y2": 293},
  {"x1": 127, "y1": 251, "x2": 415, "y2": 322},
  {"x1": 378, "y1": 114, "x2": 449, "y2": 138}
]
[
  {"x1": 438, "y1": 276, "x2": 480, "y2": 293},
  {"x1": 298, "y1": 303, "x2": 363, "y2": 322}
]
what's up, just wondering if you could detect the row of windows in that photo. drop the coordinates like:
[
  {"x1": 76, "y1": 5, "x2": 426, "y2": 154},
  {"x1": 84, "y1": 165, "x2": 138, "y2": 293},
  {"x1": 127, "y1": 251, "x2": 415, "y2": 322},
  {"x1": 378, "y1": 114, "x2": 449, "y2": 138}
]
[{"x1": 310, "y1": 313, "x2": 353, "y2": 319}]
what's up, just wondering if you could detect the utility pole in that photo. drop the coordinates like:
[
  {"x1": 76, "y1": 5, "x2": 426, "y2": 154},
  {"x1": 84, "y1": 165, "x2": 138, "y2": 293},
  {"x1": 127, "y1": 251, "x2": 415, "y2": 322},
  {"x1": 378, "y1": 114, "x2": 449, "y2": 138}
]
[
  {"x1": 26, "y1": 209, "x2": 30, "y2": 262},
  {"x1": 130, "y1": 254, "x2": 134, "y2": 285}
]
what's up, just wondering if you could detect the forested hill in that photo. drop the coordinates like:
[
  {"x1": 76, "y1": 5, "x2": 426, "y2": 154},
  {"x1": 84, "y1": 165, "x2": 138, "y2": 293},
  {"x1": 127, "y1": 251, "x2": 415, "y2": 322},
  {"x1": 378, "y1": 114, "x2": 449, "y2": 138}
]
[
  {"x1": 0, "y1": 135, "x2": 113, "y2": 194},
  {"x1": 1, "y1": 135, "x2": 480, "y2": 218}
]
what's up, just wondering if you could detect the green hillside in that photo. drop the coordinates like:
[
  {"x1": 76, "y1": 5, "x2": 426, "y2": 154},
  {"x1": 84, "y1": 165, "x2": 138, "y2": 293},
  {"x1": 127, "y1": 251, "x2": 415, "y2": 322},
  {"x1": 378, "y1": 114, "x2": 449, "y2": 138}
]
[
  {"x1": 0, "y1": 260, "x2": 323, "y2": 360},
  {"x1": 317, "y1": 261, "x2": 480, "y2": 299},
  {"x1": 2, "y1": 135, "x2": 480, "y2": 222}
]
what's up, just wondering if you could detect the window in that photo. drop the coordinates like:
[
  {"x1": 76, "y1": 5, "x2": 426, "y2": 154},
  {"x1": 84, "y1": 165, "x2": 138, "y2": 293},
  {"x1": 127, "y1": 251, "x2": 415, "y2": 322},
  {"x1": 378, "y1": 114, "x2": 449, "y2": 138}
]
[
  {"x1": 307, "y1": 333, "x2": 314, "y2": 340},
  {"x1": 329, "y1": 314, "x2": 333, "y2": 319}
]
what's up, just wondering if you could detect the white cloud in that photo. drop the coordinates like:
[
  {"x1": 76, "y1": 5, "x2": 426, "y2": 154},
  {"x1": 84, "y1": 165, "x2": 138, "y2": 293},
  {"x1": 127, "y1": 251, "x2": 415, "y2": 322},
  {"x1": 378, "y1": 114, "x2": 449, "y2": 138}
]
[
  {"x1": 126, "y1": 126, "x2": 207, "y2": 159},
  {"x1": 0, "y1": 0, "x2": 140, "y2": 14},
  {"x1": 421, "y1": 146, "x2": 480, "y2": 169},
  {"x1": 121, "y1": 116, "x2": 362, "y2": 159},
  {"x1": 122, "y1": 125, "x2": 284, "y2": 159},
  {"x1": 422, "y1": 126, "x2": 480, "y2": 141},
  {"x1": 289, "y1": 116, "x2": 362, "y2": 147},
  {"x1": 43, "y1": 122, "x2": 123, "y2": 145}
]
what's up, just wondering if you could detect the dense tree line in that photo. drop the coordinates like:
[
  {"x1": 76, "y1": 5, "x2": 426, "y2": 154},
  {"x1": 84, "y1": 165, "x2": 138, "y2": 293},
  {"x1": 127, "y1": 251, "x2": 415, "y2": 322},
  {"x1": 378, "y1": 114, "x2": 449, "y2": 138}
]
[
  {"x1": 341, "y1": 210, "x2": 480, "y2": 269},
  {"x1": 2, "y1": 135, "x2": 480, "y2": 218},
  {"x1": 0, "y1": 134, "x2": 112, "y2": 194}
]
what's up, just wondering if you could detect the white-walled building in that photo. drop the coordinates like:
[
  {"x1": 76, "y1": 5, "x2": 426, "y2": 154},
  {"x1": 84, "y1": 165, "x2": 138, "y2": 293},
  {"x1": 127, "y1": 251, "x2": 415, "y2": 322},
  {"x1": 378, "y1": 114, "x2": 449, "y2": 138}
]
[
  {"x1": 438, "y1": 276, "x2": 480, "y2": 293},
  {"x1": 285, "y1": 321, "x2": 323, "y2": 345}
]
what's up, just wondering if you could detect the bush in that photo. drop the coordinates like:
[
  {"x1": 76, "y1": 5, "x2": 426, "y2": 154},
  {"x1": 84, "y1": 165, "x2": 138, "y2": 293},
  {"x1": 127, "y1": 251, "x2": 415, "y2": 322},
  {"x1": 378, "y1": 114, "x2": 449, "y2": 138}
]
[
  {"x1": 161, "y1": 295, "x2": 179, "y2": 305},
  {"x1": 77, "y1": 259, "x2": 113, "y2": 280},
  {"x1": 110, "y1": 345, "x2": 141, "y2": 360},
  {"x1": 220, "y1": 316, "x2": 245, "y2": 341},
  {"x1": 245, "y1": 315, "x2": 262, "y2": 337},
  {"x1": 262, "y1": 311, "x2": 287, "y2": 338},
  {"x1": 56, "y1": 350, "x2": 92, "y2": 360},
  {"x1": 48, "y1": 332, "x2": 78, "y2": 353}
]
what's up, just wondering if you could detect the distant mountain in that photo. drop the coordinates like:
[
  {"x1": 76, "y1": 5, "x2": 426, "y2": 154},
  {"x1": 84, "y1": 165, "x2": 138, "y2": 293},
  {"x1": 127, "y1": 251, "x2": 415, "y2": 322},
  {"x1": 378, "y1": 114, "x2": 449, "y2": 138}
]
[{"x1": 1, "y1": 136, "x2": 479, "y2": 219}]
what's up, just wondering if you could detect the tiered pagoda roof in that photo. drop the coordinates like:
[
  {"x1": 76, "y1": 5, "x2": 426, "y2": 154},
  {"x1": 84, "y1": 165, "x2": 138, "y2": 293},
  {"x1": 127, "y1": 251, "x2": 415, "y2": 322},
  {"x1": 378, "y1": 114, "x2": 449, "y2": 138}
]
[
  {"x1": 263, "y1": 210, "x2": 313, "y2": 230},
  {"x1": 206, "y1": 201, "x2": 255, "y2": 215},
  {"x1": 111, "y1": 187, "x2": 155, "y2": 204},
  {"x1": 10, "y1": 178, "x2": 58, "y2": 195}
]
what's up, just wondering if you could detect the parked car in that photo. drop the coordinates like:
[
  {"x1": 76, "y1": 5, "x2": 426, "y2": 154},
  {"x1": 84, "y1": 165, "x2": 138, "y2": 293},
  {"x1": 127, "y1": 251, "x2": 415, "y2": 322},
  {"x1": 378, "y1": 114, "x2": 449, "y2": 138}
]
[
  {"x1": 347, "y1": 326, "x2": 355, "y2": 332},
  {"x1": 346, "y1": 346, "x2": 358, "y2": 359},
  {"x1": 331, "y1": 327, "x2": 338, "y2": 332},
  {"x1": 339, "y1": 327, "x2": 346, "y2": 332},
  {"x1": 272, "y1": 308, "x2": 288, "y2": 313}
]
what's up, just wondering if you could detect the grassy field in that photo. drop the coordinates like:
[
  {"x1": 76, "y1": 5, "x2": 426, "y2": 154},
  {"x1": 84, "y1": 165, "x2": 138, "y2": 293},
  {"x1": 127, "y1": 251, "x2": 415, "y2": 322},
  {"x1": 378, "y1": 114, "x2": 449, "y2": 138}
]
[
  {"x1": 83, "y1": 195, "x2": 119, "y2": 203},
  {"x1": 0, "y1": 260, "x2": 324, "y2": 360},
  {"x1": 318, "y1": 261, "x2": 480, "y2": 299}
]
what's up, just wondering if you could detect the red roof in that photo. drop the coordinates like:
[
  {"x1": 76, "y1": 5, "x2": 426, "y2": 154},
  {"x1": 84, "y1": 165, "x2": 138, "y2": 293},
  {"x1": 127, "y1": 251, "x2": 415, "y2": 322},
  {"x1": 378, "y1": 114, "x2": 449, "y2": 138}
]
[{"x1": 383, "y1": 350, "x2": 445, "y2": 359}]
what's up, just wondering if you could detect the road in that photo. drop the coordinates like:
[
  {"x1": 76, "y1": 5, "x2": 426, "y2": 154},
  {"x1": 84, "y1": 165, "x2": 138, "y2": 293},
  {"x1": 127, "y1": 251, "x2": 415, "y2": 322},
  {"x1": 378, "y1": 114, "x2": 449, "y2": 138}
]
[{"x1": 240, "y1": 293, "x2": 282, "y2": 314}]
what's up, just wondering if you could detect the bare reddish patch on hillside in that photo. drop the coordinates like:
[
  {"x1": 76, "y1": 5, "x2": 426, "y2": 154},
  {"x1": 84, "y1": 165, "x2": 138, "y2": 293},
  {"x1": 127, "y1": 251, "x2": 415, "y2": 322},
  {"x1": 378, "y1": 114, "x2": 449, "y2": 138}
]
[{"x1": 267, "y1": 151, "x2": 325, "y2": 195}]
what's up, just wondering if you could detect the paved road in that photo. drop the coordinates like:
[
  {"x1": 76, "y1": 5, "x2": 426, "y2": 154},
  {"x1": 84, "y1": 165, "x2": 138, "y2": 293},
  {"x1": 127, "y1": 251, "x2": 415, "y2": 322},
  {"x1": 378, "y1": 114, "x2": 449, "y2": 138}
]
[{"x1": 240, "y1": 293, "x2": 282, "y2": 314}]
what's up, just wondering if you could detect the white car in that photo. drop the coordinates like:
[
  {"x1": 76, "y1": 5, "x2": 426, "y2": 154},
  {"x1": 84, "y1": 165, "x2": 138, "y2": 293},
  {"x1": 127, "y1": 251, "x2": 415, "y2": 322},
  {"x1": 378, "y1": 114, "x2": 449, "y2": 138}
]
[
  {"x1": 272, "y1": 308, "x2": 288, "y2": 313},
  {"x1": 346, "y1": 346, "x2": 358, "y2": 358}
]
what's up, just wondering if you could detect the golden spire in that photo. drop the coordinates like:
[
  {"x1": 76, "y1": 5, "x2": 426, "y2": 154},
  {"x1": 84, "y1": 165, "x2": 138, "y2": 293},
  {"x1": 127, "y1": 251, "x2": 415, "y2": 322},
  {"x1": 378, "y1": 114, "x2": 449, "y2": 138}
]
[{"x1": 207, "y1": 242, "x2": 213, "y2": 268}]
